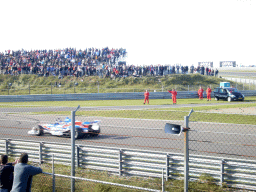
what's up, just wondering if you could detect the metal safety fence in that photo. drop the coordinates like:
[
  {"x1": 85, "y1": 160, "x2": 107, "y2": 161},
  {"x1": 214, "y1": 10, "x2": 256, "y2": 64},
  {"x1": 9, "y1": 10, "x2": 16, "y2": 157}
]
[
  {"x1": 0, "y1": 102, "x2": 256, "y2": 191},
  {"x1": 1, "y1": 82, "x2": 256, "y2": 96}
]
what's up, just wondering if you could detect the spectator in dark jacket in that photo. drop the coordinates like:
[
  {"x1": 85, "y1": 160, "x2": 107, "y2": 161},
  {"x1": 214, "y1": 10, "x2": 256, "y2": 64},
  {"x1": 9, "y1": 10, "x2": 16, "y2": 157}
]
[
  {"x1": 0, "y1": 155, "x2": 18, "y2": 192},
  {"x1": 11, "y1": 153, "x2": 42, "y2": 192}
]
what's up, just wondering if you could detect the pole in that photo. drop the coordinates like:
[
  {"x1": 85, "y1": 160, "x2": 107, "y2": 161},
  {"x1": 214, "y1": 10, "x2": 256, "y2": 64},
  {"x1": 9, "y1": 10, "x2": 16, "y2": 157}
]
[
  {"x1": 184, "y1": 116, "x2": 189, "y2": 192},
  {"x1": 52, "y1": 154, "x2": 55, "y2": 192},
  {"x1": 71, "y1": 105, "x2": 80, "y2": 192},
  {"x1": 71, "y1": 111, "x2": 75, "y2": 192},
  {"x1": 162, "y1": 168, "x2": 165, "y2": 192}
]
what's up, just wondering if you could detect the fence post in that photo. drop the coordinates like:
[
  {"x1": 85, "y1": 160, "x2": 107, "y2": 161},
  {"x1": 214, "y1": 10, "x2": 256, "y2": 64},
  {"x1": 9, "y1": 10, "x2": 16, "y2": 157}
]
[
  {"x1": 220, "y1": 159, "x2": 225, "y2": 187},
  {"x1": 52, "y1": 154, "x2": 55, "y2": 192},
  {"x1": 71, "y1": 105, "x2": 80, "y2": 192},
  {"x1": 166, "y1": 154, "x2": 169, "y2": 181},
  {"x1": 29, "y1": 83, "x2": 30, "y2": 95},
  {"x1": 76, "y1": 145, "x2": 80, "y2": 168},
  {"x1": 5, "y1": 139, "x2": 9, "y2": 155},
  {"x1": 39, "y1": 142, "x2": 43, "y2": 165},
  {"x1": 162, "y1": 168, "x2": 165, "y2": 192},
  {"x1": 184, "y1": 116, "x2": 189, "y2": 192},
  {"x1": 119, "y1": 149, "x2": 123, "y2": 176},
  {"x1": 188, "y1": 85, "x2": 189, "y2": 91},
  {"x1": 71, "y1": 111, "x2": 76, "y2": 192},
  {"x1": 51, "y1": 82, "x2": 52, "y2": 94}
]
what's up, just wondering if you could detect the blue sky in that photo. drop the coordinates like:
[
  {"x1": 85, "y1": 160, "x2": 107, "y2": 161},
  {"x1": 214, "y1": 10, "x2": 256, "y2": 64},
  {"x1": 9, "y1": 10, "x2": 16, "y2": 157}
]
[{"x1": 1, "y1": 0, "x2": 255, "y2": 67}]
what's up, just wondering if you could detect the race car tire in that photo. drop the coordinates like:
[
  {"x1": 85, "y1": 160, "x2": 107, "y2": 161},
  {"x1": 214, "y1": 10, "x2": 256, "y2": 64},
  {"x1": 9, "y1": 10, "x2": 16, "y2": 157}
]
[
  {"x1": 90, "y1": 128, "x2": 100, "y2": 137},
  {"x1": 35, "y1": 125, "x2": 44, "y2": 136},
  {"x1": 214, "y1": 97, "x2": 219, "y2": 101},
  {"x1": 75, "y1": 129, "x2": 82, "y2": 139},
  {"x1": 90, "y1": 132, "x2": 100, "y2": 137}
]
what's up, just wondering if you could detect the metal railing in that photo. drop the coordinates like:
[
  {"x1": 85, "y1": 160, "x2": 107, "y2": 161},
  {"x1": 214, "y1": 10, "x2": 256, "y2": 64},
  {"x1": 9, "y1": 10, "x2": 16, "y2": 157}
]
[
  {"x1": 0, "y1": 90, "x2": 255, "y2": 102},
  {"x1": 1, "y1": 138, "x2": 256, "y2": 191}
]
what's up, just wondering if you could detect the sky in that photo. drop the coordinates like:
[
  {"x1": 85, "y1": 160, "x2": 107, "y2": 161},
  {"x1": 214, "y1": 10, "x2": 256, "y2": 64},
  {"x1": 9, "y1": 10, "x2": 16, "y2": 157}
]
[{"x1": 0, "y1": 0, "x2": 255, "y2": 67}]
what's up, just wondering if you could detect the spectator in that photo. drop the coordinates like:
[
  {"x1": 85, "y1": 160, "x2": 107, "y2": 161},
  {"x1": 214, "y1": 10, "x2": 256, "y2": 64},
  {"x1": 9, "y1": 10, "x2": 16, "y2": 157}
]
[
  {"x1": 215, "y1": 68, "x2": 219, "y2": 77},
  {"x1": 11, "y1": 153, "x2": 42, "y2": 192},
  {"x1": 0, "y1": 48, "x2": 223, "y2": 79},
  {"x1": 0, "y1": 155, "x2": 18, "y2": 192}
]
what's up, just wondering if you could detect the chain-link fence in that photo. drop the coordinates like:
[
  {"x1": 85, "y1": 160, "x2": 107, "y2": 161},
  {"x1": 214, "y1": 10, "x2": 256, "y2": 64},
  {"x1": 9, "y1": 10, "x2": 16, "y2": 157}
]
[{"x1": 0, "y1": 103, "x2": 255, "y2": 191}]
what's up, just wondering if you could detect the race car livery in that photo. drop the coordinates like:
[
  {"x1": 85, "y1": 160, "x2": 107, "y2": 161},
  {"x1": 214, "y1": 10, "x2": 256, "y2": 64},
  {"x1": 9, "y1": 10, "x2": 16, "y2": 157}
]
[{"x1": 28, "y1": 117, "x2": 100, "y2": 139}]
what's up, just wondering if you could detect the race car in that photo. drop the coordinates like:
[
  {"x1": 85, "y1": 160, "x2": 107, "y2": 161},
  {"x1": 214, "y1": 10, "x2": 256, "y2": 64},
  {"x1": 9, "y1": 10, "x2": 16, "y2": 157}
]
[{"x1": 28, "y1": 117, "x2": 100, "y2": 139}]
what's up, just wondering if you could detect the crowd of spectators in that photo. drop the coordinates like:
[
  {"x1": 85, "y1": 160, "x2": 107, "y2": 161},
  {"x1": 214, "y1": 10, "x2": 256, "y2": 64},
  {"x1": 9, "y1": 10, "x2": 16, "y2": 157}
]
[{"x1": 0, "y1": 48, "x2": 218, "y2": 78}]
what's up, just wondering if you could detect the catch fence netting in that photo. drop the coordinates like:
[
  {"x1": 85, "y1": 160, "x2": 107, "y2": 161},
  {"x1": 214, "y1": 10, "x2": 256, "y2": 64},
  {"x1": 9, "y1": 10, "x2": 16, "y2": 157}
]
[{"x1": 0, "y1": 103, "x2": 255, "y2": 191}]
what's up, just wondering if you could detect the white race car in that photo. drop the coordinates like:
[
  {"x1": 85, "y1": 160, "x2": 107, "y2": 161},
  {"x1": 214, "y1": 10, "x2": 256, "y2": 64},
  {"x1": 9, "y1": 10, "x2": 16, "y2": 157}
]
[{"x1": 28, "y1": 117, "x2": 100, "y2": 139}]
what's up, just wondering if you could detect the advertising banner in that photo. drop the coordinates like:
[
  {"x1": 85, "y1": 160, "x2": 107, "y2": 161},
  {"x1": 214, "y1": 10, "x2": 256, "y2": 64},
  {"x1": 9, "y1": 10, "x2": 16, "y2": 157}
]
[
  {"x1": 219, "y1": 61, "x2": 236, "y2": 67},
  {"x1": 198, "y1": 62, "x2": 213, "y2": 67}
]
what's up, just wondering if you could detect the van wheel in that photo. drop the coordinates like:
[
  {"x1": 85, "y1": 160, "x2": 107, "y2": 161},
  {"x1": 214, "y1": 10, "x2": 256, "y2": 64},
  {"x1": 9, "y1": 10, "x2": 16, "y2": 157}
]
[
  {"x1": 228, "y1": 97, "x2": 232, "y2": 102},
  {"x1": 214, "y1": 97, "x2": 219, "y2": 101}
]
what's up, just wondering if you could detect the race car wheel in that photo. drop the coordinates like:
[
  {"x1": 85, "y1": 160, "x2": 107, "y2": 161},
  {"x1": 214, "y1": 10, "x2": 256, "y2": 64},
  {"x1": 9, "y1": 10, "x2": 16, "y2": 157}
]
[
  {"x1": 90, "y1": 128, "x2": 100, "y2": 137},
  {"x1": 34, "y1": 125, "x2": 44, "y2": 136},
  {"x1": 90, "y1": 132, "x2": 100, "y2": 137},
  {"x1": 228, "y1": 97, "x2": 232, "y2": 102},
  {"x1": 75, "y1": 130, "x2": 82, "y2": 139},
  {"x1": 214, "y1": 97, "x2": 219, "y2": 101}
]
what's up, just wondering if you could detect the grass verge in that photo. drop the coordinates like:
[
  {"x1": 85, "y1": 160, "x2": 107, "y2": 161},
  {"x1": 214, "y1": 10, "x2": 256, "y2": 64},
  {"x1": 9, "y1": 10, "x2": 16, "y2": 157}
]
[
  {"x1": 0, "y1": 96, "x2": 256, "y2": 108},
  {"x1": 34, "y1": 108, "x2": 256, "y2": 125},
  {"x1": 28, "y1": 161, "x2": 231, "y2": 192}
]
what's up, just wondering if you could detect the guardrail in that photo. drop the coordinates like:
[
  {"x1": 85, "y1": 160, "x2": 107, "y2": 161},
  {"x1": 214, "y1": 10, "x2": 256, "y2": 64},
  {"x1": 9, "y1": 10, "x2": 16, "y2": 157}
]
[
  {"x1": 0, "y1": 90, "x2": 255, "y2": 102},
  {"x1": 1, "y1": 139, "x2": 255, "y2": 191}
]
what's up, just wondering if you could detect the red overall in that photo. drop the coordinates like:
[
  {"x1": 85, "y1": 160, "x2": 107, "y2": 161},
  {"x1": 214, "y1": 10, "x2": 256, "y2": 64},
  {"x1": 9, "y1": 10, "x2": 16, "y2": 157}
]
[
  {"x1": 198, "y1": 88, "x2": 204, "y2": 99},
  {"x1": 206, "y1": 88, "x2": 212, "y2": 101},
  {"x1": 168, "y1": 90, "x2": 177, "y2": 104},
  {"x1": 144, "y1": 91, "x2": 149, "y2": 104}
]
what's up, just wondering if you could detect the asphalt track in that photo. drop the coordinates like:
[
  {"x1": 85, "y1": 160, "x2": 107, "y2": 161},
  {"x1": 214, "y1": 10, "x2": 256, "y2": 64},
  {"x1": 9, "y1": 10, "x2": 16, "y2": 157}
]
[{"x1": 1, "y1": 102, "x2": 256, "y2": 160}]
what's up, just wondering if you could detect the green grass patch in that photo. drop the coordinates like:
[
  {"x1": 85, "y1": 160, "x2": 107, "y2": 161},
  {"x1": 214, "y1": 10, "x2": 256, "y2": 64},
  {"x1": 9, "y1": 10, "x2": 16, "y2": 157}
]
[
  {"x1": 1, "y1": 96, "x2": 256, "y2": 108},
  {"x1": 1, "y1": 73, "x2": 253, "y2": 95},
  {"x1": 4, "y1": 158, "x2": 229, "y2": 192},
  {"x1": 150, "y1": 102, "x2": 256, "y2": 112},
  {"x1": 35, "y1": 109, "x2": 256, "y2": 125}
]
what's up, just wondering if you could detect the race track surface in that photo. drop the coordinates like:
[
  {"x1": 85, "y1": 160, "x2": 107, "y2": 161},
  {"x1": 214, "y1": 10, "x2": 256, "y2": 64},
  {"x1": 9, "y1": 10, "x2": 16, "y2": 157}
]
[{"x1": 1, "y1": 102, "x2": 256, "y2": 160}]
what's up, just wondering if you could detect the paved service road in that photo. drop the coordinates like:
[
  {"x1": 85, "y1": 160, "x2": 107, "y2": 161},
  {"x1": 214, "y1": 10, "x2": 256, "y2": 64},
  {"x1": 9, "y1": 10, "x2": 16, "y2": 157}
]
[
  {"x1": 219, "y1": 71, "x2": 256, "y2": 77},
  {"x1": 0, "y1": 109, "x2": 255, "y2": 160}
]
